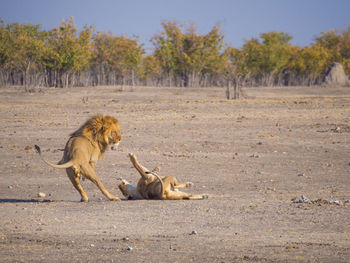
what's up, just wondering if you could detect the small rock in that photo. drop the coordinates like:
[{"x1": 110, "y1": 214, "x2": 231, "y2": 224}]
[
  {"x1": 330, "y1": 200, "x2": 342, "y2": 205},
  {"x1": 122, "y1": 237, "x2": 129, "y2": 241},
  {"x1": 322, "y1": 162, "x2": 331, "y2": 168},
  {"x1": 90, "y1": 244, "x2": 95, "y2": 247},
  {"x1": 81, "y1": 97, "x2": 89, "y2": 104},
  {"x1": 126, "y1": 246, "x2": 133, "y2": 251},
  {"x1": 297, "y1": 194, "x2": 309, "y2": 203},
  {"x1": 38, "y1": 192, "x2": 46, "y2": 198},
  {"x1": 298, "y1": 173, "x2": 304, "y2": 177},
  {"x1": 249, "y1": 153, "x2": 260, "y2": 158},
  {"x1": 8, "y1": 185, "x2": 13, "y2": 189},
  {"x1": 189, "y1": 230, "x2": 197, "y2": 235}
]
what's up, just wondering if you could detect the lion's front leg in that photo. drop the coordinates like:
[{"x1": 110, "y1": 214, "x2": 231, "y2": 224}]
[{"x1": 81, "y1": 165, "x2": 120, "y2": 201}]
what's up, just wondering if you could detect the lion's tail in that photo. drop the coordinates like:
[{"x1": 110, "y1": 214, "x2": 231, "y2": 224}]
[
  {"x1": 35, "y1": 145, "x2": 74, "y2": 169},
  {"x1": 147, "y1": 171, "x2": 164, "y2": 200}
]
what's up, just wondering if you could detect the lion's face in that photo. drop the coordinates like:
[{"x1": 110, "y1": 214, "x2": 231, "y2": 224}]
[
  {"x1": 103, "y1": 116, "x2": 121, "y2": 150},
  {"x1": 109, "y1": 128, "x2": 121, "y2": 150}
]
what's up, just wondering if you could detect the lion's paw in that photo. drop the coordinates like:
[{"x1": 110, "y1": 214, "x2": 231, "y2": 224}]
[{"x1": 109, "y1": 195, "x2": 121, "y2": 201}]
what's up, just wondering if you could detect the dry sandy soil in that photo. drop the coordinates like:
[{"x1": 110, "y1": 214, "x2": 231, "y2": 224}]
[{"x1": 0, "y1": 85, "x2": 349, "y2": 262}]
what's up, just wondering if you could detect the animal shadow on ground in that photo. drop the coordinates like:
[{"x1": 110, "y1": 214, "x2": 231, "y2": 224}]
[{"x1": 0, "y1": 198, "x2": 53, "y2": 203}]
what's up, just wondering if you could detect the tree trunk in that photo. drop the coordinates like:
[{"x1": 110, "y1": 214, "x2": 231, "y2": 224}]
[
  {"x1": 121, "y1": 74, "x2": 125, "y2": 91},
  {"x1": 226, "y1": 79, "x2": 231, "y2": 100},
  {"x1": 24, "y1": 61, "x2": 31, "y2": 92},
  {"x1": 131, "y1": 69, "x2": 135, "y2": 91},
  {"x1": 233, "y1": 78, "x2": 238, "y2": 99}
]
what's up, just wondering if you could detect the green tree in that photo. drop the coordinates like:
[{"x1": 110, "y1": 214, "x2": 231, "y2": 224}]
[
  {"x1": 289, "y1": 44, "x2": 330, "y2": 85},
  {"x1": 92, "y1": 32, "x2": 143, "y2": 88},
  {"x1": 241, "y1": 38, "x2": 262, "y2": 79},
  {"x1": 152, "y1": 20, "x2": 225, "y2": 87},
  {"x1": 151, "y1": 36, "x2": 176, "y2": 86},
  {"x1": 222, "y1": 46, "x2": 250, "y2": 98},
  {"x1": 0, "y1": 20, "x2": 10, "y2": 85},
  {"x1": 1, "y1": 22, "x2": 46, "y2": 90},
  {"x1": 141, "y1": 54, "x2": 163, "y2": 86},
  {"x1": 242, "y1": 31, "x2": 294, "y2": 86},
  {"x1": 315, "y1": 27, "x2": 350, "y2": 75},
  {"x1": 47, "y1": 17, "x2": 94, "y2": 87}
]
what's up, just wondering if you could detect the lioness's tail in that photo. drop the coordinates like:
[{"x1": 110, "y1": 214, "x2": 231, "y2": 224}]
[
  {"x1": 147, "y1": 171, "x2": 164, "y2": 200},
  {"x1": 35, "y1": 145, "x2": 74, "y2": 169}
]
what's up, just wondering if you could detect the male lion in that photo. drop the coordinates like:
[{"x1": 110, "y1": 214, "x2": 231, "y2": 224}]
[
  {"x1": 35, "y1": 115, "x2": 121, "y2": 202},
  {"x1": 118, "y1": 153, "x2": 208, "y2": 200}
]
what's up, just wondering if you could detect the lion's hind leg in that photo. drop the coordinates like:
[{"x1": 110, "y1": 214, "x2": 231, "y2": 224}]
[{"x1": 66, "y1": 168, "x2": 88, "y2": 202}]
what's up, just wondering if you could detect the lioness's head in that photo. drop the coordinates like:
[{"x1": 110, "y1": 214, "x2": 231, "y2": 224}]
[{"x1": 118, "y1": 179, "x2": 140, "y2": 200}]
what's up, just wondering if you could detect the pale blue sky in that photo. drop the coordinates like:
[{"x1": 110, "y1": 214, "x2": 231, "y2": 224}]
[{"x1": 1, "y1": 0, "x2": 349, "y2": 52}]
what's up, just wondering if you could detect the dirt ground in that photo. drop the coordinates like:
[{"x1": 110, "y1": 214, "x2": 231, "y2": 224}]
[{"x1": 0, "y1": 85, "x2": 349, "y2": 262}]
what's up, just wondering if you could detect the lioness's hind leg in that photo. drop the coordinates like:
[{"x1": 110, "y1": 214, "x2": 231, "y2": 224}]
[
  {"x1": 173, "y1": 182, "x2": 194, "y2": 189},
  {"x1": 66, "y1": 168, "x2": 88, "y2": 202},
  {"x1": 165, "y1": 190, "x2": 207, "y2": 200},
  {"x1": 162, "y1": 176, "x2": 192, "y2": 189},
  {"x1": 188, "y1": 194, "x2": 209, "y2": 200}
]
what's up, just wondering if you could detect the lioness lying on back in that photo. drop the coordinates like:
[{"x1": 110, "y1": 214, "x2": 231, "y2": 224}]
[{"x1": 118, "y1": 153, "x2": 208, "y2": 200}]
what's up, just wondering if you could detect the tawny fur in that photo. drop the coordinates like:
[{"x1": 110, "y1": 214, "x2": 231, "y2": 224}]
[
  {"x1": 35, "y1": 115, "x2": 121, "y2": 202},
  {"x1": 118, "y1": 153, "x2": 208, "y2": 200}
]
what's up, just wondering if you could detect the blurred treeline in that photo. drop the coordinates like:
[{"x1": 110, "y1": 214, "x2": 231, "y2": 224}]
[{"x1": 0, "y1": 17, "x2": 349, "y2": 90}]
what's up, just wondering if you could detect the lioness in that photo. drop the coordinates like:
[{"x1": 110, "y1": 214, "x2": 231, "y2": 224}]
[
  {"x1": 118, "y1": 153, "x2": 208, "y2": 200},
  {"x1": 35, "y1": 115, "x2": 121, "y2": 202}
]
